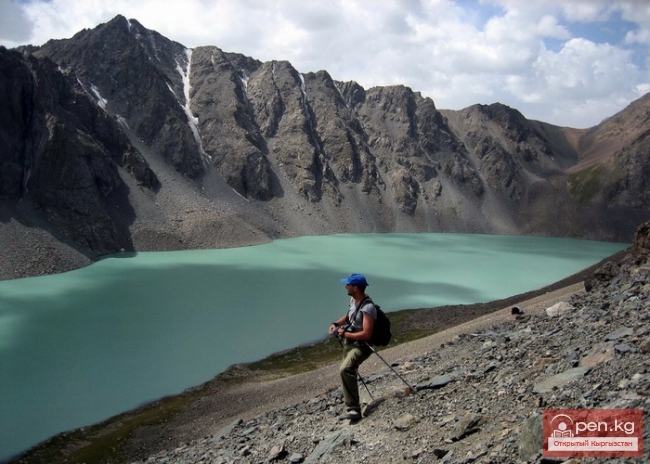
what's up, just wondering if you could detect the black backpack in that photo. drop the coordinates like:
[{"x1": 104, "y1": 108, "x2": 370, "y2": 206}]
[{"x1": 358, "y1": 297, "x2": 392, "y2": 346}]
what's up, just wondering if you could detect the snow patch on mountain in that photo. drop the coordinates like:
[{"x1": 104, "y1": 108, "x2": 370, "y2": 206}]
[{"x1": 175, "y1": 48, "x2": 209, "y2": 162}]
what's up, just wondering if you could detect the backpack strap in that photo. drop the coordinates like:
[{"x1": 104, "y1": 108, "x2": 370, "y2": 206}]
[{"x1": 347, "y1": 297, "x2": 374, "y2": 328}]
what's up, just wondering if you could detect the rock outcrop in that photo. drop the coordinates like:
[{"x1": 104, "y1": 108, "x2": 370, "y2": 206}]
[{"x1": 0, "y1": 45, "x2": 158, "y2": 260}]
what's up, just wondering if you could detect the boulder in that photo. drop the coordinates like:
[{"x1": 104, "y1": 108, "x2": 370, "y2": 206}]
[{"x1": 545, "y1": 301, "x2": 574, "y2": 318}]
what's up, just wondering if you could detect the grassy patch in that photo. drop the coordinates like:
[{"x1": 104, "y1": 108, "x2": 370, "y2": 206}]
[
  {"x1": 386, "y1": 308, "x2": 446, "y2": 343},
  {"x1": 569, "y1": 165, "x2": 605, "y2": 206},
  {"x1": 248, "y1": 337, "x2": 341, "y2": 375}
]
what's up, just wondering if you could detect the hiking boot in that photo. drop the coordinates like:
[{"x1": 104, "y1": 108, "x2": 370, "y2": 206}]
[{"x1": 337, "y1": 409, "x2": 361, "y2": 421}]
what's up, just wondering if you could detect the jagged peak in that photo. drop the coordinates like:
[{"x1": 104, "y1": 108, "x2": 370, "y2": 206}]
[
  {"x1": 222, "y1": 51, "x2": 262, "y2": 74},
  {"x1": 200, "y1": 46, "x2": 262, "y2": 76},
  {"x1": 92, "y1": 14, "x2": 131, "y2": 36},
  {"x1": 470, "y1": 102, "x2": 525, "y2": 121},
  {"x1": 102, "y1": 15, "x2": 148, "y2": 34},
  {"x1": 306, "y1": 69, "x2": 333, "y2": 81},
  {"x1": 366, "y1": 83, "x2": 415, "y2": 96},
  {"x1": 335, "y1": 80, "x2": 367, "y2": 108},
  {"x1": 267, "y1": 59, "x2": 299, "y2": 73},
  {"x1": 106, "y1": 14, "x2": 127, "y2": 25}
]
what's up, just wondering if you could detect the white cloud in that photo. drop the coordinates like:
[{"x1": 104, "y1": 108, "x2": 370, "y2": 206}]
[
  {"x1": 0, "y1": 0, "x2": 33, "y2": 45},
  {"x1": 557, "y1": 0, "x2": 615, "y2": 22},
  {"x1": 0, "y1": 0, "x2": 648, "y2": 128},
  {"x1": 504, "y1": 37, "x2": 643, "y2": 125}
]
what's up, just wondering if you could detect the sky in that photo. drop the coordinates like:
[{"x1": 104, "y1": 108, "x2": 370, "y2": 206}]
[{"x1": 1, "y1": 0, "x2": 649, "y2": 129}]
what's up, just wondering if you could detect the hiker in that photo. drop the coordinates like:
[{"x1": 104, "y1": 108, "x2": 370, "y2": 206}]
[{"x1": 329, "y1": 273, "x2": 377, "y2": 421}]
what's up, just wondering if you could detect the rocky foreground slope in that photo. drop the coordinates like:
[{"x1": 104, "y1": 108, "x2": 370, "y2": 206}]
[{"x1": 116, "y1": 229, "x2": 650, "y2": 464}]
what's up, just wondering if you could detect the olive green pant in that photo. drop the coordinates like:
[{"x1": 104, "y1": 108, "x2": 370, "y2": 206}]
[{"x1": 339, "y1": 340, "x2": 372, "y2": 412}]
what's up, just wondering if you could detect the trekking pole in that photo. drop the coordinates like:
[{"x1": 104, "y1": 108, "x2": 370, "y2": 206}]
[
  {"x1": 364, "y1": 342, "x2": 418, "y2": 395},
  {"x1": 357, "y1": 372, "x2": 374, "y2": 400}
]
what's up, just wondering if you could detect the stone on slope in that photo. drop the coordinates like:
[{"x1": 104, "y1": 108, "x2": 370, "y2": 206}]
[
  {"x1": 518, "y1": 413, "x2": 542, "y2": 462},
  {"x1": 419, "y1": 374, "x2": 454, "y2": 390},
  {"x1": 604, "y1": 326, "x2": 634, "y2": 341},
  {"x1": 392, "y1": 413, "x2": 419, "y2": 431},
  {"x1": 450, "y1": 413, "x2": 485, "y2": 441},
  {"x1": 532, "y1": 366, "x2": 590, "y2": 394},
  {"x1": 545, "y1": 301, "x2": 574, "y2": 318},
  {"x1": 304, "y1": 429, "x2": 352, "y2": 464},
  {"x1": 580, "y1": 342, "x2": 615, "y2": 368}
]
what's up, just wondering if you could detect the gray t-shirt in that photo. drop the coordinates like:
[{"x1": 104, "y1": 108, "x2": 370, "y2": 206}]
[{"x1": 347, "y1": 297, "x2": 377, "y2": 332}]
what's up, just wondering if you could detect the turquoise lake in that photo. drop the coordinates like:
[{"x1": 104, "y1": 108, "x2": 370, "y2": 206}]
[{"x1": 0, "y1": 233, "x2": 628, "y2": 460}]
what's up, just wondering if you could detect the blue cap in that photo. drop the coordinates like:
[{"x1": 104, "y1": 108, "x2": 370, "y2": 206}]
[{"x1": 340, "y1": 273, "x2": 369, "y2": 287}]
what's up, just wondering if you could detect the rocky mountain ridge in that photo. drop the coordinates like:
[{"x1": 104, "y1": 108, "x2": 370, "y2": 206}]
[{"x1": 2, "y1": 15, "x2": 650, "y2": 279}]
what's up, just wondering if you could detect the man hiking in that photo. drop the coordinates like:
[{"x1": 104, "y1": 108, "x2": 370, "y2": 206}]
[{"x1": 329, "y1": 273, "x2": 377, "y2": 421}]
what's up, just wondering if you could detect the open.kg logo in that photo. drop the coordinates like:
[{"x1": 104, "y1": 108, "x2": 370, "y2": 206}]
[{"x1": 543, "y1": 409, "x2": 643, "y2": 458}]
